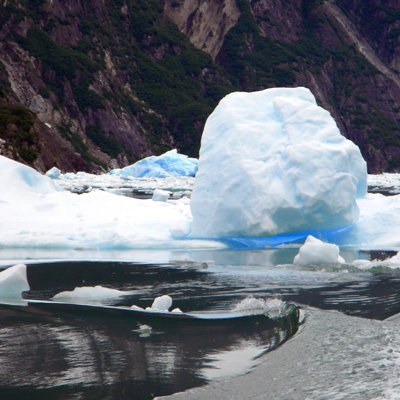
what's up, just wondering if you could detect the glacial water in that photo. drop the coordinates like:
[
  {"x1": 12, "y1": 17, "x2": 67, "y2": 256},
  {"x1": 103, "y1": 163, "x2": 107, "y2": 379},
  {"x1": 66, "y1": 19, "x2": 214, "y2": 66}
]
[{"x1": 1, "y1": 175, "x2": 400, "y2": 399}]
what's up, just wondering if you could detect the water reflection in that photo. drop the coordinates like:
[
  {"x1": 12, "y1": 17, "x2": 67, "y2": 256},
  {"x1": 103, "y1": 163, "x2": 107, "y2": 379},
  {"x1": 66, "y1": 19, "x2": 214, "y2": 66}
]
[{"x1": 0, "y1": 303, "x2": 298, "y2": 399}]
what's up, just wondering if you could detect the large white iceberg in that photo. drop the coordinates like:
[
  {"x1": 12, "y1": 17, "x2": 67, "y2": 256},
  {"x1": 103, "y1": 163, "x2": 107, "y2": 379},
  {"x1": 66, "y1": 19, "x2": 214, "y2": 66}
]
[
  {"x1": 191, "y1": 87, "x2": 367, "y2": 238},
  {"x1": 110, "y1": 149, "x2": 198, "y2": 178}
]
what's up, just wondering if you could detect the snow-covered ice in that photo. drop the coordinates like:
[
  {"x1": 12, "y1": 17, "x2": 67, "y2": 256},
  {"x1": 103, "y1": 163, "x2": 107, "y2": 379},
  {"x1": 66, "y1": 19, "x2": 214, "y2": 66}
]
[
  {"x1": 110, "y1": 149, "x2": 198, "y2": 178},
  {"x1": 0, "y1": 155, "x2": 61, "y2": 199},
  {"x1": 293, "y1": 235, "x2": 345, "y2": 265},
  {"x1": 0, "y1": 155, "x2": 220, "y2": 250},
  {"x1": 191, "y1": 87, "x2": 367, "y2": 238},
  {"x1": 0, "y1": 264, "x2": 29, "y2": 299}
]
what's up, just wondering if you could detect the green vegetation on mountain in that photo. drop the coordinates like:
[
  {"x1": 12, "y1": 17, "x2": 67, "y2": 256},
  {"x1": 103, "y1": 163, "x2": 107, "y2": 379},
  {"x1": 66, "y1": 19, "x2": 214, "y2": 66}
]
[
  {"x1": 0, "y1": 104, "x2": 39, "y2": 163},
  {"x1": 0, "y1": 0, "x2": 399, "y2": 172}
]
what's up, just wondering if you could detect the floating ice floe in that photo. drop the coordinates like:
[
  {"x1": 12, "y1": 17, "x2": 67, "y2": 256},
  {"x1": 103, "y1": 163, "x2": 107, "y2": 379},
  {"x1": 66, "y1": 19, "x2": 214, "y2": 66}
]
[
  {"x1": 52, "y1": 285, "x2": 131, "y2": 301},
  {"x1": 293, "y1": 235, "x2": 345, "y2": 265},
  {"x1": 110, "y1": 149, "x2": 198, "y2": 178},
  {"x1": 191, "y1": 87, "x2": 367, "y2": 238}
]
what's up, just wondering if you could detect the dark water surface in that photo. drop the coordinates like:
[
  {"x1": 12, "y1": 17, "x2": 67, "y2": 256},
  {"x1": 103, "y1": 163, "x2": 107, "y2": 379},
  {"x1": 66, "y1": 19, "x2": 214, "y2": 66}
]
[{"x1": 0, "y1": 258, "x2": 399, "y2": 399}]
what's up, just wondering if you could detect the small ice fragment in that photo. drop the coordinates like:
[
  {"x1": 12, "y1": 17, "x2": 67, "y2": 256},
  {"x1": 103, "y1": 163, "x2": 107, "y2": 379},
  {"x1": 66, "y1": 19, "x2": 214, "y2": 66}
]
[
  {"x1": 171, "y1": 308, "x2": 183, "y2": 313},
  {"x1": 152, "y1": 189, "x2": 170, "y2": 202},
  {"x1": 0, "y1": 264, "x2": 29, "y2": 299},
  {"x1": 130, "y1": 305, "x2": 144, "y2": 311},
  {"x1": 45, "y1": 167, "x2": 61, "y2": 179},
  {"x1": 150, "y1": 295, "x2": 172, "y2": 311},
  {"x1": 137, "y1": 324, "x2": 152, "y2": 337},
  {"x1": 293, "y1": 235, "x2": 345, "y2": 265}
]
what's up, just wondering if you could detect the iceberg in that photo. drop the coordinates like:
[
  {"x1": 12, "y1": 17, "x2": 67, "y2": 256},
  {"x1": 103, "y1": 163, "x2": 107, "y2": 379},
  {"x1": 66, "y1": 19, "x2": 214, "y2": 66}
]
[
  {"x1": 191, "y1": 87, "x2": 367, "y2": 238},
  {"x1": 110, "y1": 149, "x2": 198, "y2": 178}
]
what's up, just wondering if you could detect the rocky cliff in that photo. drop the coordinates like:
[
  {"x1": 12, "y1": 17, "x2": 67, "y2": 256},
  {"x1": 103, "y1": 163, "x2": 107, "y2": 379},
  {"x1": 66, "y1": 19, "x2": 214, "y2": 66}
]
[{"x1": 1, "y1": 0, "x2": 400, "y2": 173}]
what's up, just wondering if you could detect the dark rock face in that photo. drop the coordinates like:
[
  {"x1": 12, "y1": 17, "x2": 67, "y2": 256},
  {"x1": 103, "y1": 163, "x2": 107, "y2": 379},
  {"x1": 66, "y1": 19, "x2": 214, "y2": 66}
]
[{"x1": 0, "y1": 0, "x2": 400, "y2": 173}]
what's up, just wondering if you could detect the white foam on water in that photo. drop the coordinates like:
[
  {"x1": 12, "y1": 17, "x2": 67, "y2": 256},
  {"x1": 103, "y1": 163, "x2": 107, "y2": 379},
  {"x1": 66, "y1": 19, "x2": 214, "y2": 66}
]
[{"x1": 233, "y1": 296, "x2": 287, "y2": 318}]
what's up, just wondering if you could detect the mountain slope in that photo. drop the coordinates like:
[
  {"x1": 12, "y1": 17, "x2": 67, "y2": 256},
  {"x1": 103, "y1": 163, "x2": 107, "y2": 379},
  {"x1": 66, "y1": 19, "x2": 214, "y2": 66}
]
[{"x1": 0, "y1": 0, "x2": 400, "y2": 173}]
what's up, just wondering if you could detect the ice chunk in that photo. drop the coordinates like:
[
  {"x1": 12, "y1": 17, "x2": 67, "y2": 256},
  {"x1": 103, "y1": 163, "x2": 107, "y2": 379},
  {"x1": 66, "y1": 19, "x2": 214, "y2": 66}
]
[
  {"x1": 293, "y1": 235, "x2": 345, "y2": 265},
  {"x1": 152, "y1": 189, "x2": 170, "y2": 202},
  {"x1": 0, "y1": 264, "x2": 29, "y2": 299},
  {"x1": 45, "y1": 167, "x2": 61, "y2": 179},
  {"x1": 52, "y1": 285, "x2": 130, "y2": 301},
  {"x1": 110, "y1": 149, "x2": 198, "y2": 178},
  {"x1": 150, "y1": 295, "x2": 172, "y2": 311},
  {"x1": 131, "y1": 305, "x2": 144, "y2": 311},
  {"x1": 0, "y1": 155, "x2": 61, "y2": 198},
  {"x1": 133, "y1": 295, "x2": 181, "y2": 313},
  {"x1": 191, "y1": 87, "x2": 367, "y2": 237}
]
